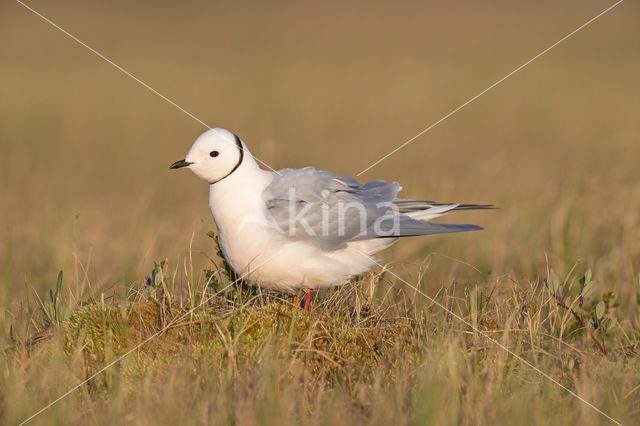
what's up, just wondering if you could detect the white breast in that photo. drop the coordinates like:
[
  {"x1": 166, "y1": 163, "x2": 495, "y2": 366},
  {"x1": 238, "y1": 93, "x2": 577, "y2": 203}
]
[
  {"x1": 209, "y1": 171, "x2": 275, "y2": 271},
  {"x1": 207, "y1": 166, "x2": 396, "y2": 292}
]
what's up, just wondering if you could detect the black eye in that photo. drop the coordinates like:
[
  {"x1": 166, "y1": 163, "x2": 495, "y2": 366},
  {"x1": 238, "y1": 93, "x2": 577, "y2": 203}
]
[{"x1": 209, "y1": 151, "x2": 219, "y2": 157}]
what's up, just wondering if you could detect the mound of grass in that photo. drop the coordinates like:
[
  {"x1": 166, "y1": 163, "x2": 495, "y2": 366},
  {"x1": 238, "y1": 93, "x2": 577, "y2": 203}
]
[{"x1": 60, "y1": 294, "x2": 414, "y2": 387}]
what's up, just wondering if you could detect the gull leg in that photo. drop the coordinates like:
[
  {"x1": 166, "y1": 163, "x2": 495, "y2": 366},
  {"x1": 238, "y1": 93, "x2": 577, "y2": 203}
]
[
  {"x1": 292, "y1": 294, "x2": 298, "y2": 308},
  {"x1": 303, "y1": 289, "x2": 313, "y2": 311}
]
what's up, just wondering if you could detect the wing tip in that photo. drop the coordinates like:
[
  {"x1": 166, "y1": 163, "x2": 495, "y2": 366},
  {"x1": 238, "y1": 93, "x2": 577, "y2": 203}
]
[
  {"x1": 455, "y1": 204, "x2": 498, "y2": 211},
  {"x1": 449, "y1": 223, "x2": 483, "y2": 232}
]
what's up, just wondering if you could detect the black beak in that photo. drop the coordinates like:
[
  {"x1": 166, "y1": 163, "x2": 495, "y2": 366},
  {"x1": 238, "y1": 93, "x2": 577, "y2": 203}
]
[{"x1": 169, "y1": 160, "x2": 193, "y2": 169}]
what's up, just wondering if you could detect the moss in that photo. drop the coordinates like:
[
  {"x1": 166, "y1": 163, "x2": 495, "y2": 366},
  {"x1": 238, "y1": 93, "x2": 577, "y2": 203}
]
[{"x1": 53, "y1": 292, "x2": 417, "y2": 393}]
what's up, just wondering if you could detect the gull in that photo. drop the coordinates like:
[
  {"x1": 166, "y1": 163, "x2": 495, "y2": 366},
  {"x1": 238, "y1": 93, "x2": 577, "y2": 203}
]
[{"x1": 171, "y1": 128, "x2": 490, "y2": 309}]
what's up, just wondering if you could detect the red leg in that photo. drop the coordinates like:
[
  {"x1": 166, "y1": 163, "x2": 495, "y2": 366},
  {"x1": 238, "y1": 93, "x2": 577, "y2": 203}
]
[
  {"x1": 292, "y1": 294, "x2": 298, "y2": 308},
  {"x1": 303, "y1": 289, "x2": 313, "y2": 311}
]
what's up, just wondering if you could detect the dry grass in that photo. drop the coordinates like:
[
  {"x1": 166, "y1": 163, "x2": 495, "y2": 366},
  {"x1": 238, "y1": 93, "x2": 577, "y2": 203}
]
[
  {"x1": 2, "y1": 256, "x2": 639, "y2": 425},
  {"x1": 2, "y1": 0, "x2": 640, "y2": 424}
]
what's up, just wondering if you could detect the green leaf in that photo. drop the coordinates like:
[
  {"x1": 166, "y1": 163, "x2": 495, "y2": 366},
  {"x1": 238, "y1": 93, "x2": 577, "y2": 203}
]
[
  {"x1": 55, "y1": 270, "x2": 63, "y2": 300},
  {"x1": 606, "y1": 317, "x2": 617, "y2": 331},
  {"x1": 581, "y1": 280, "x2": 598, "y2": 299},
  {"x1": 596, "y1": 301, "x2": 606, "y2": 319},
  {"x1": 585, "y1": 268, "x2": 592, "y2": 283},
  {"x1": 603, "y1": 291, "x2": 616, "y2": 304}
]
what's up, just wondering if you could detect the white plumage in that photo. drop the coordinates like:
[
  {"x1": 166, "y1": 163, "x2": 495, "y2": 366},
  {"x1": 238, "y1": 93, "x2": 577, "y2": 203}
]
[{"x1": 171, "y1": 128, "x2": 488, "y2": 293}]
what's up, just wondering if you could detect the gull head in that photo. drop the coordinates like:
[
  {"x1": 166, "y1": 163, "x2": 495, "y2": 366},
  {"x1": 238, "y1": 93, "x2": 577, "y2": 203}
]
[{"x1": 170, "y1": 128, "x2": 245, "y2": 184}]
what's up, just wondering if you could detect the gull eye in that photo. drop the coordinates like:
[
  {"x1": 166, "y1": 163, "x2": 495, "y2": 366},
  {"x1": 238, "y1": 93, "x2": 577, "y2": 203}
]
[{"x1": 209, "y1": 151, "x2": 219, "y2": 157}]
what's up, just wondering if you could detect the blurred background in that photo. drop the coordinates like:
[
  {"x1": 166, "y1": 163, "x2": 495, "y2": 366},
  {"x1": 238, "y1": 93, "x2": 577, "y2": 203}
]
[{"x1": 1, "y1": 0, "x2": 639, "y2": 319}]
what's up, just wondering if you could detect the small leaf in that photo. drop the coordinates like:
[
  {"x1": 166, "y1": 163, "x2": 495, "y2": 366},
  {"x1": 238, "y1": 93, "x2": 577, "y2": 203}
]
[
  {"x1": 55, "y1": 271, "x2": 63, "y2": 299},
  {"x1": 606, "y1": 317, "x2": 617, "y2": 331},
  {"x1": 581, "y1": 280, "x2": 598, "y2": 299},
  {"x1": 603, "y1": 291, "x2": 615, "y2": 304},
  {"x1": 585, "y1": 268, "x2": 592, "y2": 283},
  {"x1": 596, "y1": 301, "x2": 606, "y2": 319}
]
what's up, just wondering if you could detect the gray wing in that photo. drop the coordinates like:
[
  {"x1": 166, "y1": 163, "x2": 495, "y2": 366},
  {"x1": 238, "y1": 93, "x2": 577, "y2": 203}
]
[
  {"x1": 263, "y1": 168, "x2": 398, "y2": 249},
  {"x1": 263, "y1": 168, "x2": 484, "y2": 250}
]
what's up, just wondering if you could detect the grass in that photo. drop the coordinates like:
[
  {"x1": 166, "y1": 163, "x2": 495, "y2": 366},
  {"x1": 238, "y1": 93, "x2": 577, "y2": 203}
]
[
  {"x1": 2, "y1": 0, "x2": 640, "y2": 424},
  {"x1": 2, "y1": 249, "x2": 639, "y2": 424}
]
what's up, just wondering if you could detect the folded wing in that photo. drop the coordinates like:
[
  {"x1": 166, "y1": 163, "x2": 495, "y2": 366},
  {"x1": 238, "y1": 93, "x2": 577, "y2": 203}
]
[{"x1": 262, "y1": 167, "x2": 487, "y2": 250}]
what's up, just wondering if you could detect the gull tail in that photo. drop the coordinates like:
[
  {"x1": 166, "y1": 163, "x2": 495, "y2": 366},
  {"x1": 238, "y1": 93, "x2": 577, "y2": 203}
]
[{"x1": 364, "y1": 200, "x2": 492, "y2": 239}]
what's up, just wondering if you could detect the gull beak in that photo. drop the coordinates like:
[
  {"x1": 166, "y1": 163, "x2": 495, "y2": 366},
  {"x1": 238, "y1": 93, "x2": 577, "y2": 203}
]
[{"x1": 169, "y1": 159, "x2": 193, "y2": 169}]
